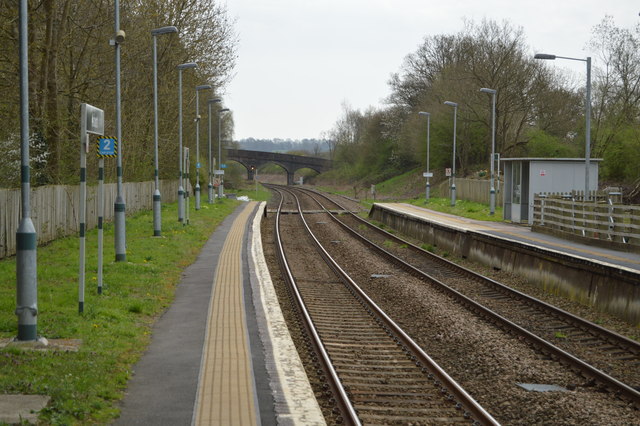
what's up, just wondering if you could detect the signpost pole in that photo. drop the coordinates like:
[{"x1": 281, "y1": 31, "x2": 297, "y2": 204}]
[
  {"x1": 79, "y1": 103, "x2": 104, "y2": 313},
  {"x1": 79, "y1": 106, "x2": 88, "y2": 313},
  {"x1": 97, "y1": 156, "x2": 104, "y2": 294},
  {"x1": 184, "y1": 148, "x2": 190, "y2": 224}
]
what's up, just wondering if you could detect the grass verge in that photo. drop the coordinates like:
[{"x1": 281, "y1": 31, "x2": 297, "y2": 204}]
[{"x1": 0, "y1": 198, "x2": 240, "y2": 424}]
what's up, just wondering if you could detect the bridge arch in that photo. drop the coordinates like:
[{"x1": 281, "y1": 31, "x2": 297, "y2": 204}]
[{"x1": 225, "y1": 149, "x2": 331, "y2": 185}]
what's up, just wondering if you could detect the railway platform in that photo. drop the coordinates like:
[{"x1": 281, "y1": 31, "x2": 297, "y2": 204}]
[
  {"x1": 373, "y1": 202, "x2": 640, "y2": 273},
  {"x1": 115, "y1": 201, "x2": 324, "y2": 425}
]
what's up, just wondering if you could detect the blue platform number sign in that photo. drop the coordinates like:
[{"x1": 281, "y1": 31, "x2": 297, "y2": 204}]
[
  {"x1": 220, "y1": 163, "x2": 227, "y2": 169},
  {"x1": 97, "y1": 137, "x2": 118, "y2": 158}
]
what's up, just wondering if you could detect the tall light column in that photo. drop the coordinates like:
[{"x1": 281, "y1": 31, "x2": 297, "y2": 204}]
[
  {"x1": 113, "y1": 0, "x2": 126, "y2": 261},
  {"x1": 480, "y1": 88, "x2": 497, "y2": 215},
  {"x1": 217, "y1": 108, "x2": 230, "y2": 199},
  {"x1": 194, "y1": 84, "x2": 212, "y2": 210},
  {"x1": 176, "y1": 62, "x2": 197, "y2": 222},
  {"x1": 16, "y1": 0, "x2": 38, "y2": 341},
  {"x1": 151, "y1": 26, "x2": 178, "y2": 236},
  {"x1": 535, "y1": 53, "x2": 592, "y2": 199},
  {"x1": 444, "y1": 101, "x2": 458, "y2": 206},
  {"x1": 207, "y1": 98, "x2": 221, "y2": 203},
  {"x1": 418, "y1": 112, "x2": 431, "y2": 202}
]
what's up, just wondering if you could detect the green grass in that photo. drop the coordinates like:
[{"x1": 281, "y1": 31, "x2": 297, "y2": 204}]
[
  {"x1": 404, "y1": 197, "x2": 505, "y2": 222},
  {"x1": 229, "y1": 182, "x2": 272, "y2": 201},
  {"x1": 0, "y1": 198, "x2": 241, "y2": 424}
]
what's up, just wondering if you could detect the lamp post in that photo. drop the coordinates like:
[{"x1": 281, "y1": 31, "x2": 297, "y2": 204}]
[
  {"x1": 151, "y1": 26, "x2": 178, "y2": 236},
  {"x1": 535, "y1": 53, "x2": 592, "y2": 200},
  {"x1": 217, "y1": 108, "x2": 230, "y2": 199},
  {"x1": 113, "y1": 0, "x2": 126, "y2": 261},
  {"x1": 207, "y1": 98, "x2": 222, "y2": 203},
  {"x1": 194, "y1": 84, "x2": 212, "y2": 210},
  {"x1": 16, "y1": 0, "x2": 38, "y2": 341},
  {"x1": 418, "y1": 111, "x2": 431, "y2": 202},
  {"x1": 444, "y1": 101, "x2": 458, "y2": 206},
  {"x1": 480, "y1": 88, "x2": 497, "y2": 215},
  {"x1": 176, "y1": 62, "x2": 197, "y2": 223}
]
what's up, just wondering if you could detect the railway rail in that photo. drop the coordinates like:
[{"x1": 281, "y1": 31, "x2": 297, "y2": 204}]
[
  {"x1": 288, "y1": 185, "x2": 640, "y2": 404},
  {"x1": 271, "y1": 186, "x2": 499, "y2": 425}
]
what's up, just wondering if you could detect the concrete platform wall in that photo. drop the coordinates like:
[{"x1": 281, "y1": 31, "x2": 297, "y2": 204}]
[{"x1": 369, "y1": 205, "x2": 640, "y2": 326}]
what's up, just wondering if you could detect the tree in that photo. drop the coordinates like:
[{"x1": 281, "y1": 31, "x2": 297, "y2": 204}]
[{"x1": 0, "y1": 0, "x2": 238, "y2": 187}]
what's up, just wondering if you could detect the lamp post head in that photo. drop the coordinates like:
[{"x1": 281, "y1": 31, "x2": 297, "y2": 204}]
[
  {"x1": 196, "y1": 84, "x2": 212, "y2": 91},
  {"x1": 219, "y1": 108, "x2": 230, "y2": 113},
  {"x1": 418, "y1": 111, "x2": 430, "y2": 117},
  {"x1": 480, "y1": 88, "x2": 496, "y2": 95},
  {"x1": 151, "y1": 26, "x2": 178, "y2": 36},
  {"x1": 177, "y1": 62, "x2": 197, "y2": 70},
  {"x1": 534, "y1": 53, "x2": 556, "y2": 60},
  {"x1": 208, "y1": 98, "x2": 222, "y2": 105},
  {"x1": 444, "y1": 101, "x2": 458, "y2": 108}
]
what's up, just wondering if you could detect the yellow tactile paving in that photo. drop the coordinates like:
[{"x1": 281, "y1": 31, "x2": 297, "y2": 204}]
[{"x1": 195, "y1": 202, "x2": 258, "y2": 426}]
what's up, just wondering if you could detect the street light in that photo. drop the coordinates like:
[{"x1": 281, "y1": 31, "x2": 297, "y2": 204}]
[
  {"x1": 113, "y1": 0, "x2": 126, "y2": 262},
  {"x1": 207, "y1": 98, "x2": 222, "y2": 203},
  {"x1": 444, "y1": 101, "x2": 458, "y2": 206},
  {"x1": 194, "y1": 84, "x2": 212, "y2": 210},
  {"x1": 177, "y1": 62, "x2": 197, "y2": 223},
  {"x1": 151, "y1": 25, "x2": 178, "y2": 236},
  {"x1": 480, "y1": 88, "x2": 497, "y2": 215},
  {"x1": 16, "y1": 0, "x2": 38, "y2": 341},
  {"x1": 535, "y1": 53, "x2": 592, "y2": 200},
  {"x1": 217, "y1": 108, "x2": 230, "y2": 199},
  {"x1": 418, "y1": 111, "x2": 431, "y2": 202}
]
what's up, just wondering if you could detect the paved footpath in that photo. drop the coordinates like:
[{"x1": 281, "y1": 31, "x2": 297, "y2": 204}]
[
  {"x1": 115, "y1": 202, "x2": 271, "y2": 425},
  {"x1": 115, "y1": 201, "x2": 324, "y2": 426}
]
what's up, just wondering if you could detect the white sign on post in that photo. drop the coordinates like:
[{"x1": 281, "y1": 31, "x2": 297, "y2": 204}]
[
  {"x1": 79, "y1": 103, "x2": 104, "y2": 313},
  {"x1": 84, "y1": 104, "x2": 104, "y2": 135},
  {"x1": 445, "y1": 168, "x2": 452, "y2": 177},
  {"x1": 423, "y1": 172, "x2": 433, "y2": 178}
]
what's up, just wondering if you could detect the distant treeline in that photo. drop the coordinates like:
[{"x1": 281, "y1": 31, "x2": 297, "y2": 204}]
[{"x1": 236, "y1": 138, "x2": 330, "y2": 154}]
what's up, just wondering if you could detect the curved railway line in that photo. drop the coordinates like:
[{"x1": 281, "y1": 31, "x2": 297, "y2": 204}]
[
  {"x1": 294, "y1": 186, "x2": 640, "y2": 396},
  {"x1": 272, "y1": 186, "x2": 498, "y2": 425},
  {"x1": 263, "y1": 184, "x2": 640, "y2": 424}
]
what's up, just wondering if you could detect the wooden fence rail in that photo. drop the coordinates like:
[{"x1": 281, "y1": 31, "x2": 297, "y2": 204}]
[
  {"x1": 0, "y1": 180, "x2": 181, "y2": 259},
  {"x1": 533, "y1": 194, "x2": 640, "y2": 248},
  {"x1": 436, "y1": 178, "x2": 504, "y2": 206}
]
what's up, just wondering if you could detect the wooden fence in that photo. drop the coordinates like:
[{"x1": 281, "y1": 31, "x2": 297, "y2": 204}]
[
  {"x1": 436, "y1": 178, "x2": 504, "y2": 206},
  {"x1": 533, "y1": 193, "x2": 640, "y2": 247},
  {"x1": 0, "y1": 180, "x2": 182, "y2": 259}
]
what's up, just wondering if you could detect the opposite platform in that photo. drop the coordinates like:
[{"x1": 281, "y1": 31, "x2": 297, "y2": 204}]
[
  {"x1": 375, "y1": 202, "x2": 640, "y2": 273},
  {"x1": 371, "y1": 202, "x2": 640, "y2": 325}
]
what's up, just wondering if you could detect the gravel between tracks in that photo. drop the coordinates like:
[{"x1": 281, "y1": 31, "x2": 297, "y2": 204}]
[{"x1": 263, "y1": 189, "x2": 639, "y2": 424}]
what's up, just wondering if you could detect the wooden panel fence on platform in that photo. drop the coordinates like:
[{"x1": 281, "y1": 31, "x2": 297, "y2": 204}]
[
  {"x1": 533, "y1": 194, "x2": 640, "y2": 248},
  {"x1": 0, "y1": 180, "x2": 183, "y2": 259}
]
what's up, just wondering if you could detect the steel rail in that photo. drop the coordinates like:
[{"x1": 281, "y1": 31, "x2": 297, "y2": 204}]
[
  {"x1": 296, "y1": 186, "x2": 640, "y2": 407},
  {"x1": 281, "y1": 186, "x2": 501, "y2": 425},
  {"x1": 272, "y1": 187, "x2": 361, "y2": 425}
]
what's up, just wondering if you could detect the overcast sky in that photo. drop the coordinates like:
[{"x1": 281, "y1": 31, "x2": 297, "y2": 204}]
[{"x1": 223, "y1": 0, "x2": 638, "y2": 141}]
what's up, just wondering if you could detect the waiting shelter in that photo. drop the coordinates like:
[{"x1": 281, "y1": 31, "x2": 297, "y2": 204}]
[{"x1": 501, "y1": 158, "x2": 601, "y2": 224}]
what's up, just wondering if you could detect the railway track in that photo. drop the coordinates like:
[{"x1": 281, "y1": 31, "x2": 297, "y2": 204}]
[
  {"x1": 288, "y1": 185, "x2": 640, "y2": 404},
  {"x1": 272, "y1": 186, "x2": 498, "y2": 425}
]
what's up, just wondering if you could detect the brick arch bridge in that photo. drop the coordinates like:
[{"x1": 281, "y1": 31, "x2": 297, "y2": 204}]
[{"x1": 225, "y1": 148, "x2": 332, "y2": 185}]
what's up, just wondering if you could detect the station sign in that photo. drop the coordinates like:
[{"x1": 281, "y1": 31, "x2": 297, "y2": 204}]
[
  {"x1": 423, "y1": 172, "x2": 433, "y2": 178},
  {"x1": 83, "y1": 104, "x2": 104, "y2": 135},
  {"x1": 97, "y1": 137, "x2": 117, "y2": 158}
]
